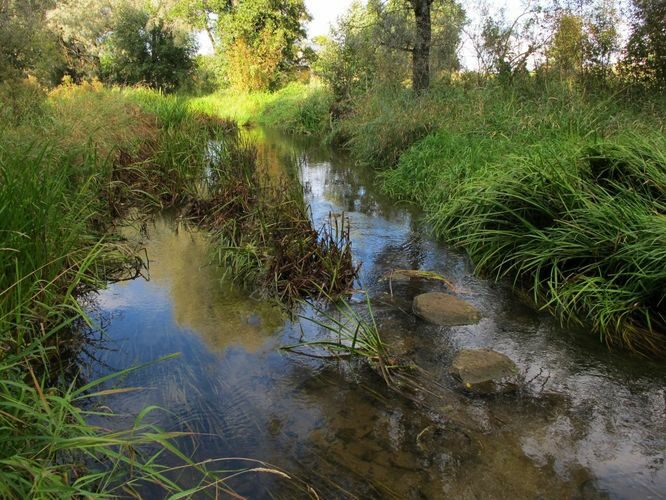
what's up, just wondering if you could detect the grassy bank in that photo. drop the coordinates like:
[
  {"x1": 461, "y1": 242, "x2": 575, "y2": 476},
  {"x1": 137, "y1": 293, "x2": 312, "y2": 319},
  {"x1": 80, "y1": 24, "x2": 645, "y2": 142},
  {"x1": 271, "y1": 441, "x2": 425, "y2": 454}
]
[
  {"x1": 189, "y1": 81, "x2": 334, "y2": 136},
  {"x1": 0, "y1": 81, "x2": 298, "y2": 495},
  {"x1": 372, "y1": 82, "x2": 666, "y2": 355}
]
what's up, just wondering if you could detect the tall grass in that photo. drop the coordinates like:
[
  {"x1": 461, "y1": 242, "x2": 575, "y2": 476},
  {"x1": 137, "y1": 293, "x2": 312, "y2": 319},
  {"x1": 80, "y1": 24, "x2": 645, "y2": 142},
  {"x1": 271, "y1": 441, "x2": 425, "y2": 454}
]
[
  {"x1": 189, "y1": 81, "x2": 334, "y2": 136},
  {"x1": 377, "y1": 82, "x2": 666, "y2": 355},
  {"x1": 0, "y1": 81, "x2": 276, "y2": 494}
]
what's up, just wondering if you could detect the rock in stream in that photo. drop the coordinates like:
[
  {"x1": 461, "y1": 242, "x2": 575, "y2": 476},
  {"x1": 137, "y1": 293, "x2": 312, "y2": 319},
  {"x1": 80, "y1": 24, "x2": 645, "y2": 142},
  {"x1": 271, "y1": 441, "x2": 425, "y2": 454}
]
[
  {"x1": 449, "y1": 348, "x2": 518, "y2": 394},
  {"x1": 412, "y1": 292, "x2": 481, "y2": 326}
]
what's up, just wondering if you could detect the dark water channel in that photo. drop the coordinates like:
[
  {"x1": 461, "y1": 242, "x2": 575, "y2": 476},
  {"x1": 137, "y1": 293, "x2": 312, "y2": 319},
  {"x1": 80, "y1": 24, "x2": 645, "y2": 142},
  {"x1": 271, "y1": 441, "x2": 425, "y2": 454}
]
[{"x1": 87, "y1": 128, "x2": 666, "y2": 499}]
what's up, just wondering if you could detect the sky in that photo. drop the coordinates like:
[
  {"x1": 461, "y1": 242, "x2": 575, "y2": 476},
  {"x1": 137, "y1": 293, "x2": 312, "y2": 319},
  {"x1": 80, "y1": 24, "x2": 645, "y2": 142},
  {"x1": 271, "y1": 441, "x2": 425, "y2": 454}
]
[{"x1": 305, "y1": 0, "x2": 357, "y2": 38}]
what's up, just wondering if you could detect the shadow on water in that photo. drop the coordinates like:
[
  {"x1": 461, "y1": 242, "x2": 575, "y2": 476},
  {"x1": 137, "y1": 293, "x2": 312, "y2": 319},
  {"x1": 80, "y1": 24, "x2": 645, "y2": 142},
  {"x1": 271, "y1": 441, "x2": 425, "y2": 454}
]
[{"x1": 85, "y1": 128, "x2": 666, "y2": 499}]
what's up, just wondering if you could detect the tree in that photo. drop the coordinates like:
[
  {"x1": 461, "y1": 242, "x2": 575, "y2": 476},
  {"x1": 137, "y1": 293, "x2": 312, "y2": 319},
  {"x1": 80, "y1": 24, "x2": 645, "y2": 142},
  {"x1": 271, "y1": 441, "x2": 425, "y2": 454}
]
[
  {"x1": 46, "y1": 0, "x2": 116, "y2": 80},
  {"x1": 623, "y1": 0, "x2": 666, "y2": 88},
  {"x1": 549, "y1": 13, "x2": 586, "y2": 79},
  {"x1": 100, "y1": 4, "x2": 197, "y2": 91},
  {"x1": 585, "y1": 0, "x2": 619, "y2": 77},
  {"x1": 469, "y1": 3, "x2": 548, "y2": 82},
  {"x1": 313, "y1": 0, "x2": 463, "y2": 97},
  {"x1": 0, "y1": 0, "x2": 63, "y2": 84},
  {"x1": 311, "y1": 3, "x2": 381, "y2": 102},
  {"x1": 218, "y1": 0, "x2": 310, "y2": 91},
  {"x1": 372, "y1": 0, "x2": 464, "y2": 92},
  {"x1": 169, "y1": 0, "x2": 233, "y2": 50},
  {"x1": 410, "y1": 0, "x2": 435, "y2": 92}
]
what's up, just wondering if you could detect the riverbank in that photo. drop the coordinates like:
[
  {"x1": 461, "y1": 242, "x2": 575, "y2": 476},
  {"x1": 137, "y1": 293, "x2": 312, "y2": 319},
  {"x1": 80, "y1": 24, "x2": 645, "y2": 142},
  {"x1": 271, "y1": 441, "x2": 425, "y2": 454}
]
[
  {"x1": 198, "y1": 80, "x2": 666, "y2": 356},
  {"x1": 0, "y1": 80, "x2": 353, "y2": 495},
  {"x1": 377, "y1": 83, "x2": 666, "y2": 355},
  {"x1": 0, "y1": 80, "x2": 233, "y2": 495}
]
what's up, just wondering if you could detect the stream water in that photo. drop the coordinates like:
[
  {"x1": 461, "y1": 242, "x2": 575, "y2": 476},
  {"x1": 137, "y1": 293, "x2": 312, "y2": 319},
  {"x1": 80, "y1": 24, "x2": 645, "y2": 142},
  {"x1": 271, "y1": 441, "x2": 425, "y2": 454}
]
[{"x1": 86, "y1": 128, "x2": 666, "y2": 499}]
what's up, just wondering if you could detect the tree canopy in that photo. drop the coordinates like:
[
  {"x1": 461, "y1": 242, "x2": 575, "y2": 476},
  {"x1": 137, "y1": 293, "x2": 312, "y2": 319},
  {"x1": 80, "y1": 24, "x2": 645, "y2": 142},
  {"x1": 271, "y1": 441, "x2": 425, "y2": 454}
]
[{"x1": 218, "y1": 0, "x2": 311, "y2": 91}]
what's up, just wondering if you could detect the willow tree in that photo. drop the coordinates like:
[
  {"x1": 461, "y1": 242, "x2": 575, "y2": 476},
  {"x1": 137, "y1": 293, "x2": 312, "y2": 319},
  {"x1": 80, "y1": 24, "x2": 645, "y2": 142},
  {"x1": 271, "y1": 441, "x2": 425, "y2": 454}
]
[
  {"x1": 218, "y1": 0, "x2": 310, "y2": 91},
  {"x1": 370, "y1": 0, "x2": 463, "y2": 92}
]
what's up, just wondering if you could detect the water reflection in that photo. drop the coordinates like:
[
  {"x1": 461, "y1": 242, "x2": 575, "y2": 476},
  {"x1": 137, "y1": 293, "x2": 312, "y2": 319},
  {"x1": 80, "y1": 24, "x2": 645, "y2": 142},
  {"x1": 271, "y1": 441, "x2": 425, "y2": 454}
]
[
  {"x1": 101, "y1": 218, "x2": 283, "y2": 354},
  {"x1": 87, "y1": 128, "x2": 666, "y2": 498}
]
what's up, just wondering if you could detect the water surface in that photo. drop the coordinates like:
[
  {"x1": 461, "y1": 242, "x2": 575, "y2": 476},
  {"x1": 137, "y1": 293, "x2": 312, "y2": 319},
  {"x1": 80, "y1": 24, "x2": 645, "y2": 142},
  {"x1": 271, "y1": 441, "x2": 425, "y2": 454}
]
[{"x1": 87, "y1": 129, "x2": 666, "y2": 499}]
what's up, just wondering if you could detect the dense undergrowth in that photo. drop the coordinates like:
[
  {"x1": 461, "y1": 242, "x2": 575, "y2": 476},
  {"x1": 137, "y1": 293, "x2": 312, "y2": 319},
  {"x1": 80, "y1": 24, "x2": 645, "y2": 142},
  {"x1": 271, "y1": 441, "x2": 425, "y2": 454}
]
[{"x1": 0, "y1": 80, "x2": 351, "y2": 495}]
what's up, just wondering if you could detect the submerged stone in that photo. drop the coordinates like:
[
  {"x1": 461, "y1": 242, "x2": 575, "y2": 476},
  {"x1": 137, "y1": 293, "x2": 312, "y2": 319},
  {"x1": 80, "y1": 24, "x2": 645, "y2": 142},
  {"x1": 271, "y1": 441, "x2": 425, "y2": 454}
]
[
  {"x1": 412, "y1": 292, "x2": 481, "y2": 326},
  {"x1": 450, "y1": 349, "x2": 518, "y2": 394}
]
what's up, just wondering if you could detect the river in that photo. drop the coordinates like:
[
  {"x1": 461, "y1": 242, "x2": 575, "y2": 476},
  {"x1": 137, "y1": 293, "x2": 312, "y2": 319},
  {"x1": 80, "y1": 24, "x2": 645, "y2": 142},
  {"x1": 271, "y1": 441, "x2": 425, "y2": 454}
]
[{"x1": 85, "y1": 128, "x2": 666, "y2": 499}]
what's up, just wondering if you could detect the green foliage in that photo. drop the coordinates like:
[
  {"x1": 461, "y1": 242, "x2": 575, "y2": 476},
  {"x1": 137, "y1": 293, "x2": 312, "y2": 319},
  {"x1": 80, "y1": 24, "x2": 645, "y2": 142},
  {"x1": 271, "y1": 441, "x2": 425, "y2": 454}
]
[
  {"x1": 0, "y1": 0, "x2": 64, "y2": 85},
  {"x1": 549, "y1": 13, "x2": 587, "y2": 78},
  {"x1": 312, "y1": 0, "x2": 465, "y2": 100},
  {"x1": 623, "y1": 0, "x2": 666, "y2": 89},
  {"x1": 218, "y1": 0, "x2": 310, "y2": 91},
  {"x1": 100, "y1": 5, "x2": 196, "y2": 91}
]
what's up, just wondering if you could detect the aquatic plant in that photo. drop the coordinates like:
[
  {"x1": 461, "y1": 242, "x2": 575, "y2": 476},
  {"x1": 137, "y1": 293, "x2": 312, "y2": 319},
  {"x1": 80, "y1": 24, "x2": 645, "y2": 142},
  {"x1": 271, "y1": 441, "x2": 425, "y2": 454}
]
[
  {"x1": 283, "y1": 292, "x2": 394, "y2": 385},
  {"x1": 185, "y1": 136, "x2": 359, "y2": 304}
]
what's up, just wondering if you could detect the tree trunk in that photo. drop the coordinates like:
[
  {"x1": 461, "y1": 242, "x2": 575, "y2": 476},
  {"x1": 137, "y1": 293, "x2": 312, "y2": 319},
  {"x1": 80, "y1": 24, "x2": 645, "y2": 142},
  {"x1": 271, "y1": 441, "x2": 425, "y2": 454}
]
[{"x1": 411, "y1": 0, "x2": 432, "y2": 93}]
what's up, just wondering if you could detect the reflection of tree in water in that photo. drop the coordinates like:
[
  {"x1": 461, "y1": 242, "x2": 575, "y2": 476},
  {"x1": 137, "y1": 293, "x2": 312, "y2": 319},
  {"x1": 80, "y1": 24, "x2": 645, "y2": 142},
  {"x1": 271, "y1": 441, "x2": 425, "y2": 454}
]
[
  {"x1": 145, "y1": 217, "x2": 284, "y2": 353},
  {"x1": 249, "y1": 127, "x2": 411, "y2": 219}
]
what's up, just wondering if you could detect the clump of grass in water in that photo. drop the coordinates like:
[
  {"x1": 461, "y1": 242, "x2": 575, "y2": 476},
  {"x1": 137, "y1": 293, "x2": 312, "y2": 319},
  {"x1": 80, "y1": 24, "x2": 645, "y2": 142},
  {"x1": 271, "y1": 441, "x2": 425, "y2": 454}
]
[
  {"x1": 185, "y1": 136, "x2": 358, "y2": 305},
  {"x1": 283, "y1": 292, "x2": 394, "y2": 385},
  {"x1": 282, "y1": 292, "x2": 459, "y2": 408}
]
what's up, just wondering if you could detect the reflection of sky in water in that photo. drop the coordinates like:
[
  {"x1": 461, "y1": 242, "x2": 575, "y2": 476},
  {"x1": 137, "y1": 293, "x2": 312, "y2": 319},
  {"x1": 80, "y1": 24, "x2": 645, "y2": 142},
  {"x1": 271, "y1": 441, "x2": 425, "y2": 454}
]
[{"x1": 86, "y1": 129, "x2": 666, "y2": 499}]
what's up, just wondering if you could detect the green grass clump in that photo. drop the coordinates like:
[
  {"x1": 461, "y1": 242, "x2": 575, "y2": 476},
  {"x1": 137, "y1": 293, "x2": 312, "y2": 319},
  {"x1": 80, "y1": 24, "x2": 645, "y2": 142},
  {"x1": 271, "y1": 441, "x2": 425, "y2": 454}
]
[
  {"x1": 335, "y1": 84, "x2": 440, "y2": 166},
  {"x1": 379, "y1": 82, "x2": 666, "y2": 355},
  {"x1": 189, "y1": 81, "x2": 334, "y2": 136}
]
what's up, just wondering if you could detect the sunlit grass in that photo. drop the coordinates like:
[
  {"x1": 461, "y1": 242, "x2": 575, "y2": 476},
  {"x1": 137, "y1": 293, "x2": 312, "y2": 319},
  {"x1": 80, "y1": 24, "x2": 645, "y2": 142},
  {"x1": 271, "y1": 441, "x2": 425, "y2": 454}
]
[
  {"x1": 378, "y1": 83, "x2": 666, "y2": 355},
  {"x1": 189, "y1": 81, "x2": 334, "y2": 136}
]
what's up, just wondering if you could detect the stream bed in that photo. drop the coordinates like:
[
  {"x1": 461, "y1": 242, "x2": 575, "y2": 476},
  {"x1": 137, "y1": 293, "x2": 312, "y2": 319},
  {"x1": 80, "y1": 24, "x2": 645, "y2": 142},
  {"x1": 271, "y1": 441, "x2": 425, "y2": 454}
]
[{"x1": 86, "y1": 128, "x2": 666, "y2": 499}]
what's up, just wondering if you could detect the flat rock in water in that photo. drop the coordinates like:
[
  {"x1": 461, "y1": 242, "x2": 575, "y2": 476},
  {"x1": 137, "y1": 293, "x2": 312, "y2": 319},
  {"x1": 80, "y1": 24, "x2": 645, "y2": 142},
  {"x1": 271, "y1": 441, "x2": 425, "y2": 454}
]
[
  {"x1": 412, "y1": 292, "x2": 481, "y2": 326},
  {"x1": 450, "y1": 349, "x2": 518, "y2": 394}
]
